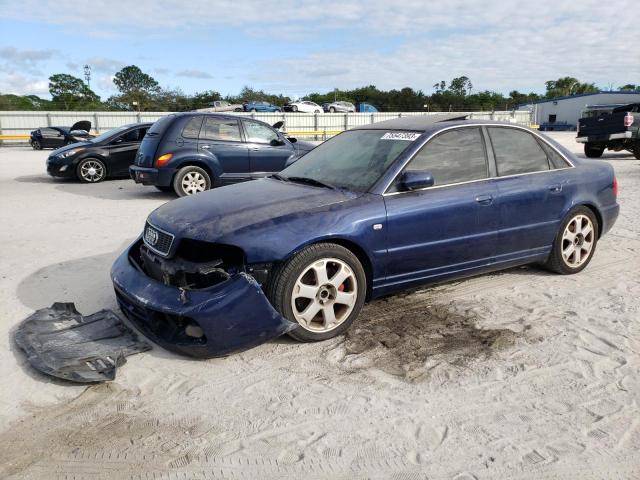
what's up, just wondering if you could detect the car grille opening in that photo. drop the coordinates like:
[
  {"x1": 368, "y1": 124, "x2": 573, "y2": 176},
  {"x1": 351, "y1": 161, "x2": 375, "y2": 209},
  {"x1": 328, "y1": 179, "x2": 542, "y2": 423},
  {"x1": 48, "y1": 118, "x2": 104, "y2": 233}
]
[
  {"x1": 129, "y1": 238, "x2": 245, "y2": 290},
  {"x1": 115, "y1": 289, "x2": 207, "y2": 347}
]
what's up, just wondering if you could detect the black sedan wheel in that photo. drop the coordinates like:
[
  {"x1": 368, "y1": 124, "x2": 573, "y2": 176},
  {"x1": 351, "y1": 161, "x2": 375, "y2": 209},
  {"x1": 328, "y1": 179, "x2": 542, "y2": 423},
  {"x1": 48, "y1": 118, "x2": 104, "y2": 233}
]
[
  {"x1": 31, "y1": 140, "x2": 41, "y2": 150},
  {"x1": 267, "y1": 243, "x2": 367, "y2": 342},
  {"x1": 77, "y1": 158, "x2": 106, "y2": 183},
  {"x1": 173, "y1": 165, "x2": 211, "y2": 197},
  {"x1": 545, "y1": 206, "x2": 598, "y2": 274}
]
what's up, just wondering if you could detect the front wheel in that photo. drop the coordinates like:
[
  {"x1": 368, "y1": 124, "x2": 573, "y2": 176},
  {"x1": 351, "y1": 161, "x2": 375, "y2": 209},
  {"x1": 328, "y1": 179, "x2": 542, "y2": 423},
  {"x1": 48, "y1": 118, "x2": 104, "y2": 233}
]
[
  {"x1": 584, "y1": 143, "x2": 604, "y2": 158},
  {"x1": 267, "y1": 243, "x2": 367, "y2": 342},
  {"x1": 329, "y1": 107, "x2": 336, "y2": 113},
  {"x1": 633, "y1": 143, "x2": 640, "y2": 160},
  {"x1": 291, "y1": 105, "x2": 298, "y2": 112},
  {"x1": 545, "y1": 206, "x2": 598, "y2": 274},
  {"x1": 77, "y1": 158, "x2": 106, "y2": 183},
  {"x1": 173, "y1": 165, "x2": 211, "y2": 197}
]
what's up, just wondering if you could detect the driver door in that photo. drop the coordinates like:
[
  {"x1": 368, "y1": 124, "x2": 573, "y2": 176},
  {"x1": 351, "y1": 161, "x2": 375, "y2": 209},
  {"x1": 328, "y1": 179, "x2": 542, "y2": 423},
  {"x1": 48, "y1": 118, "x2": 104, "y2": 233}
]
[
  {"x1": 243, "y1": 120, "x2": 295, "y2": 174},
  {"x1": 108, "y1": 127, "x2": 148, "y2": 176},
  {"x1": 382, "y1": 127, "x2": 499, "y2": 288}
]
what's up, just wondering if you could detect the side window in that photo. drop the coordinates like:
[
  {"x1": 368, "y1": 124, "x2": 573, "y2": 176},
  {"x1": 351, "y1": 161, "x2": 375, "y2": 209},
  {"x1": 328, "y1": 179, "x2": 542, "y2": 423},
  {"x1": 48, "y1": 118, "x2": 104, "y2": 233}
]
[
  {"x1": 402, "y1": 127, "x2": 488, "y2": 187},
  {"x1": 182, "y1": 116, "x2": 203, "y2": 138},
  {"x1": 200, "y1": 117, "x2": 241, "y2": 142},
  {"x1": 538, "y1": 139, "x2": 570, "y2": 169},
  {"x1": 243, "y1": 121, "x2": 279, "y2": 144},
  {"x1": 122, "y1": 128, "x2": 142, "y2": 142},
  {"x1": 488, "y1": 127, "x2": 550, "y2": 176}
]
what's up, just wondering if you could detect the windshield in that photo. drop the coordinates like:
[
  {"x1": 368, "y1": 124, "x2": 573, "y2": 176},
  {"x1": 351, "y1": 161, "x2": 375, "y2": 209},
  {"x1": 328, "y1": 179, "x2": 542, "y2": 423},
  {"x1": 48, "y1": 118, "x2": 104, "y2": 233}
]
[
  {"x1": 89, "y1": 125, "x2": 129, "y2": 143},
  {"x1": 280, "y1": 130, "x2": 416, "y2": 192}
]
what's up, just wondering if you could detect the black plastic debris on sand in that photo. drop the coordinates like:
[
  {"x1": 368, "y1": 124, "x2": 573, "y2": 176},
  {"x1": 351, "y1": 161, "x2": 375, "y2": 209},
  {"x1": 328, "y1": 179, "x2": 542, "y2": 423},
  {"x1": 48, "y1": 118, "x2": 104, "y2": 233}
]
[{"x1": 15, "y1": 302, "x2": 151, "y2": 383}]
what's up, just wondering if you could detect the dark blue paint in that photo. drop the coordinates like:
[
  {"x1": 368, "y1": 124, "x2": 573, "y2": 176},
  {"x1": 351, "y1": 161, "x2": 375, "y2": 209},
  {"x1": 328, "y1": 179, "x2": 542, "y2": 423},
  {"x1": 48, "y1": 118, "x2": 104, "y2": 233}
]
[
  {"x1": 112, "y1": 120, "x2": 619, "y2": 357},
  {"x1": 112, "y1": 249, "x2": 296, "y2": 358}
]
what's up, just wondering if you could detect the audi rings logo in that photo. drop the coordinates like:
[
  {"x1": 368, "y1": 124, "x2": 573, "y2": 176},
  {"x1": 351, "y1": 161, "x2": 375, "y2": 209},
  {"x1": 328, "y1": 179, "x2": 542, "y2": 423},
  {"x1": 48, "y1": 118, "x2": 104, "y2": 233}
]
[{"x1": 144, "y1": 227, "x2": 159, "y2": 246}]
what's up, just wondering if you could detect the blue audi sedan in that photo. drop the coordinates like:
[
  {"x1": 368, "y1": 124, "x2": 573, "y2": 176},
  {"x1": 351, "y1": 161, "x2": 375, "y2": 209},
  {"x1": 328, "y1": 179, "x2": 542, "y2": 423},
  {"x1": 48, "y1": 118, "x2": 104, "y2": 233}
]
[{"x1": 112, "y1": 117, "x2": 619, "y2": 357}]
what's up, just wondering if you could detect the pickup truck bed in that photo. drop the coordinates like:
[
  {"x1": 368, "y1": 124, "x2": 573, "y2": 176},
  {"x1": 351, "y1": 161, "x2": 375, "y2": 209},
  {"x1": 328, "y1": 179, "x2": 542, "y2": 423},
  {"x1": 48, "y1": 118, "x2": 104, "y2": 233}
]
[{"x1": 576, "y1": 103, "x2": 640, "y2": 158}]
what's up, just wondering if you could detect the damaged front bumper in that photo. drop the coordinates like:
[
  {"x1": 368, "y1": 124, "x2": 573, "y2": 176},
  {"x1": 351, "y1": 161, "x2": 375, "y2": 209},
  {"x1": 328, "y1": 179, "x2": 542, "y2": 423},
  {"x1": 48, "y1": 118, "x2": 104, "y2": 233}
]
[{"x1": 110, "y1": 240, "x2": 296, "y2": 358}]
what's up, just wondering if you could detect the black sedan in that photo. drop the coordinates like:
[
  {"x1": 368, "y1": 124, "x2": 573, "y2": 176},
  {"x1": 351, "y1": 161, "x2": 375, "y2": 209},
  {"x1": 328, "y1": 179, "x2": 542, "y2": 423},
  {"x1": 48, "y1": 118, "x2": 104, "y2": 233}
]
[
  {"x1": 30, "y1": 121, "x2": 94, "y2": 149},
  {"x1": 46, "y1": 123, "x2": 151, "y2": 183}
]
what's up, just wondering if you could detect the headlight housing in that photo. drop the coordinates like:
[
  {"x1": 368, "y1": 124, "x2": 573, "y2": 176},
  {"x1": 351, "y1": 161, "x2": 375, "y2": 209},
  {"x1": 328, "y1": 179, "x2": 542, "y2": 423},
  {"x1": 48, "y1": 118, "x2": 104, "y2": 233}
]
[{"x1": 59, "y1": 148, "x2": 85, "y2": 159}]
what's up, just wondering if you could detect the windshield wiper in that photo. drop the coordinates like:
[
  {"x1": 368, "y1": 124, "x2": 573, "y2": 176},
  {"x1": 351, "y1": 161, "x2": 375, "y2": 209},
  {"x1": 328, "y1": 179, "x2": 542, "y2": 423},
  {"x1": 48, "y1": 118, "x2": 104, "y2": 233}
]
[
  {"x1": 270, "y1": 173, "x2": 289, "y2": 182},
  {"x1": 286, "y1": 176, "x2": 335, "y2": 189}
]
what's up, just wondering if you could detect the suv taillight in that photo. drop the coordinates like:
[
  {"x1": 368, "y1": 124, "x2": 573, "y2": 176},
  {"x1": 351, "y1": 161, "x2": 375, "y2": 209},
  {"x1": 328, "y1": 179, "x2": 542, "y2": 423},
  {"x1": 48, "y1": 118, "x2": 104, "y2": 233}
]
[
  {"x1": 624, "y1": 114, "x2": 634, "y2": 127},
  {"x1": 613, "y1": 176, "x2": 618, "y2": 198}
]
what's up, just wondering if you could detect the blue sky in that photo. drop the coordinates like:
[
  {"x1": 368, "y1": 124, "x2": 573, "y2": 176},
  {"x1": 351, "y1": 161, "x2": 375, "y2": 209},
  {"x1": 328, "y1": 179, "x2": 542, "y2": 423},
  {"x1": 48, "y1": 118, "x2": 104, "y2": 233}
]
[{"x1": 0, "y1": 0, "x2": 638, "y2": 100}]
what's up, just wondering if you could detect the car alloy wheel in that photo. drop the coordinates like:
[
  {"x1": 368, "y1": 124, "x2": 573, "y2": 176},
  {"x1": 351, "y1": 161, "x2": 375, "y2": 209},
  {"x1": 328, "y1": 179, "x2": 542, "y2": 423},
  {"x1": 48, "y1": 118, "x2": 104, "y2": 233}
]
[
  {"x1": 78, "y1": 159, "x2": 105, "y2": 183},
  {"x1": 290, "y1": 258, "x2": 358, "y2": 333},
  {"x1": 31, "y1": 140, "x2": 41, "y2": 150},
  {"x1": 561, "y1": 214, "x2": 595, "y2": 268},
  {"x1": 292, "y1": 105, "x2": 298, "y2": 112},
  {"x1": 181, "y1": 171, "x2": 207, "y2": 195}
]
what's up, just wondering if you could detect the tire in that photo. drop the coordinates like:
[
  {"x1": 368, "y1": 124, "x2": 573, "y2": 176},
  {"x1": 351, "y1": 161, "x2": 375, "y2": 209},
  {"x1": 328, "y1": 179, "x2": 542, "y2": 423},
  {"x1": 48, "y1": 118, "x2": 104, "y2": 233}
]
[
  {"x1": 250, "y1": 108, "x2": 257, "y2": 112},
  {"x1": 275, "y1": 108, "x2": 282, "y2": 112},
  {"x1": 545, "y1": 206, "x2": 599, "y2": 275},
  {"x1": 329, "y1": 107, "x2": 336, "y2": 113},
  {"x1": 267, "y1": 243, "x2": 367, "y2": 342},
  {"x1": 314, "y1": 110, "x2": 321, "y2": 113},
  {"x1": 154, "y1": 185, "x2": 173, "y2": 192},
  {"x1": 173, "y1": 165, "x2": 211, "y2": 197},
  {"x1": 76, "y1": 158, "x2": 107, "y2": 183},
  {"x1": 584, "y1": 143, "x2": 604, "y2": 158},
  {"x1": 31, "y1": 140, "x2": 41, "y2": 150},
  {"x1": 633, "y1": 144, "x2": 640, "y2": 160},
  {"x1": 291, "y1": 105, "x2": 298, "y2": 112}
]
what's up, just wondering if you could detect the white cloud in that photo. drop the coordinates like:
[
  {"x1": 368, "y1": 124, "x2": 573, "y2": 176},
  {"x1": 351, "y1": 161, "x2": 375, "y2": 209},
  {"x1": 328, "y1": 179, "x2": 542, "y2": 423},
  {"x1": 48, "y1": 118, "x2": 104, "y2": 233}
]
[
  {"x1": 0, "y1": 72, "x2": 49, "y2": 95},
  {"x1": 177, "y1": 69, "x2": 213, "y2": 79}
]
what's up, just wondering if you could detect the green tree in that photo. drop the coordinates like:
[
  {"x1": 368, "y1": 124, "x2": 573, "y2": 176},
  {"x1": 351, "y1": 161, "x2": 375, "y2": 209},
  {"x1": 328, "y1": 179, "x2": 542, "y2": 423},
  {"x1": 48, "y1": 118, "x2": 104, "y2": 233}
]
[
  {"x1": 544, "y1": 77, "x2": 598, "y2": 98},
  {"x1": 48, "y1": 73, "x2": 100, "y2": 110},
  {"x1": 620, "y1": 84, "x2": 640, "y2": 91},
  {"x1": 112, "y1": 65, "x2": 160, "y2": 110},
  {"x1": 448, "y1": 76, "x2": 473, "y2": 96}
]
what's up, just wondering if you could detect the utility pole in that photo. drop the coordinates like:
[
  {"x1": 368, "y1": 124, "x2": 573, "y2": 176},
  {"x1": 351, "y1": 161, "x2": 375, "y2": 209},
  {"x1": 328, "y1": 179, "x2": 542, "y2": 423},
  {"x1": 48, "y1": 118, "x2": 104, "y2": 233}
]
[{"x1": 84, "y1": 65, "x2": 91, "y2": 89}]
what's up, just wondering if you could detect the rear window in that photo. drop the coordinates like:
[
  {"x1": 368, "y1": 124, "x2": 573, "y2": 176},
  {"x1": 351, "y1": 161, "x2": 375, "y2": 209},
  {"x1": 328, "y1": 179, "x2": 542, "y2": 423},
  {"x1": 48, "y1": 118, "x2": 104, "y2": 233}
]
[
  {"x1": 147, "y1": 115, "x2": 175, "y2": 135},
  {"x1": 538, "y1": 140, "x2": 570, "y2": 169},
  {"x1": 488, "y1": 127, "x2": 550, "y2": 176},
  {"x1": 182, "y1": 116, "x2": 203, "y2": 138}
]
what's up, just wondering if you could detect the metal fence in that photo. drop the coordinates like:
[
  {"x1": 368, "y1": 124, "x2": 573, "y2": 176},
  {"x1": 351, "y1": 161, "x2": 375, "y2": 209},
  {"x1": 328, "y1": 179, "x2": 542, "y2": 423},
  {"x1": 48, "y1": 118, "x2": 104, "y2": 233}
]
[{"x1": 0, "y1": 110, "x2": 533, "y2": 142}]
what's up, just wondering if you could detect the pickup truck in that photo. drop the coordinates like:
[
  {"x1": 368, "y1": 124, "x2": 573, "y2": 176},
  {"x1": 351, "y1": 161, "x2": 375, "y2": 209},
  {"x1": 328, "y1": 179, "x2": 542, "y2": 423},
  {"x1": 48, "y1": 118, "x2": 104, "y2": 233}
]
[
  {"x1": 576, "y1": 103, "x2": 640, "y2": 158},
  {"x1": 195, "y1": 100, "x2": 244, "y2": 113}
]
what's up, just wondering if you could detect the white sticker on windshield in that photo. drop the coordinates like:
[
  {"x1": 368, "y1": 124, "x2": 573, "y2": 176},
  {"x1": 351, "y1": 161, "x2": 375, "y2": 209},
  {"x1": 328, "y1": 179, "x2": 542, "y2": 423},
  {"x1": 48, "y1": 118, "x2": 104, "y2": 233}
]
[{"x1": 381, "y1": 132, "x2": 421, "y2": 141}]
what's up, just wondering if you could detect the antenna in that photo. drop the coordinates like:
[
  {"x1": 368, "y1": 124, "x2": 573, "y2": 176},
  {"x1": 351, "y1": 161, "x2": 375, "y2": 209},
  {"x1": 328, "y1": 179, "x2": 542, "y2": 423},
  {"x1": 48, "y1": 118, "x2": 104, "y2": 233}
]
[{"x1": 84, "y1": 65, "x2": 91, "y2": 89}]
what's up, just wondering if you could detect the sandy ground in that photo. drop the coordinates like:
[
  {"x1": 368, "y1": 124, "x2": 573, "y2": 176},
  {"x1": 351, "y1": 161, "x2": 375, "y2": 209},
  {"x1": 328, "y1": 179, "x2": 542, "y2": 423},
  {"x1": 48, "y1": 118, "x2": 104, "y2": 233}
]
[{"x1": 0, "y1": 133, "x2": 639, "y2": 479}]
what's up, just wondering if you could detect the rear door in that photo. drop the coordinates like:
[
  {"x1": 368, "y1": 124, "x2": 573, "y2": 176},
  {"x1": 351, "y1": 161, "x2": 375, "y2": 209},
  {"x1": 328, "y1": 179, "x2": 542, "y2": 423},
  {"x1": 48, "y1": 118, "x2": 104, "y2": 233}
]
[
  {"x1": 383, "y1": 126, "x2": 499, "y2": 287},
  {"x1": 243, "y1": 120, "x2": 295, "y2": 174},
  {"x1": 487, "y1": 127, "x2": 573, "y2": 261},
  {"x1": 198, "y1": 117, "x2": 249, "y2": 182},
  {"x1": 42, "y1": 128, "x2": 64, "y2": 148}
]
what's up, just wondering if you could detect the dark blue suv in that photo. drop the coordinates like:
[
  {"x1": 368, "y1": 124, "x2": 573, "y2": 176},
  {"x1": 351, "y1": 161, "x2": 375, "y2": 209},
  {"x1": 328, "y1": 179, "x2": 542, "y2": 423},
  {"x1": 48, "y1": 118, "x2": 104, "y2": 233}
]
[{"x1": 130, "y1": 113, "x2": 316, "y2": 196}]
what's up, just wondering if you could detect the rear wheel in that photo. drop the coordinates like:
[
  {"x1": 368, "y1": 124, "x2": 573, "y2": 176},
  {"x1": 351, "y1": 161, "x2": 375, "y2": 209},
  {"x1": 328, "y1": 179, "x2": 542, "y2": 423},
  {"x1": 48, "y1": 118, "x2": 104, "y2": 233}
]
[
  {"x1": 633, "y1": 143, "x2": 640, "y2": 160},
  {"x1": 584, "y1": 143, "x2": 605, "y2": 158},
  {"x1": 329, "y1": 107, "x2": 336, "y2": 113},
  {"x1": 173, "y1": 165, "x2": 211, "y2": 197},
  {"x1": 545, "y1": 206, "x2": 598, "y2": 274},
  {"x1": 77, "y1": 158, "x2": 106, "y2": 183},
  {"x1": 267, "y1": 243, "x2": 367, "y2": 342},
  {"x1": 31, "y1": 140, "x2": 41, "y2": 150},
  {"x1": 291, "y1": 105, "x2": 298, "y2": 112}
]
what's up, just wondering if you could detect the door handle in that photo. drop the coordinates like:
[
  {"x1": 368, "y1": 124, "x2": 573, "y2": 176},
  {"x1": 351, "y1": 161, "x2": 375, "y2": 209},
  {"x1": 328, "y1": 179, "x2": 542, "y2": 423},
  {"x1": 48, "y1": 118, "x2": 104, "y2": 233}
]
[
  {"x1": 201, "y1": 145, "x2": 211, "y2": 149},
  {"x1": 475, "y1": 194, "x2": 493, "y2": 205},
  {"x1": 549, "y1": 184, "x2": 562, "y2": 193}
]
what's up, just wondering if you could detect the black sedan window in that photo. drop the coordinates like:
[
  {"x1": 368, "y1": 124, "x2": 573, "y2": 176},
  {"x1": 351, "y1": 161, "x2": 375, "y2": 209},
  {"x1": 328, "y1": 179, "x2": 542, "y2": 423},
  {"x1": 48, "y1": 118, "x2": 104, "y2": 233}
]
[
  {"x1": 399, "y1": 127, "x2": 488, "y2": 187},
  {"x1": 488, "y1": 127, "x2": 550, "y2": 176},
  {"x1": 280, "y1": 130, "x2": 413, "y2": 192}
]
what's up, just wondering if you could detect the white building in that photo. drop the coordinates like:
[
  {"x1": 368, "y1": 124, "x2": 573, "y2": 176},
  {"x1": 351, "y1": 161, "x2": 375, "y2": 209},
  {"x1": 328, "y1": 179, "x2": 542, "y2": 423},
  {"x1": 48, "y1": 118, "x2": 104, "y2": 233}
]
[{"x1": 518, "y1": 91, "x2": 640, "y2": 129}]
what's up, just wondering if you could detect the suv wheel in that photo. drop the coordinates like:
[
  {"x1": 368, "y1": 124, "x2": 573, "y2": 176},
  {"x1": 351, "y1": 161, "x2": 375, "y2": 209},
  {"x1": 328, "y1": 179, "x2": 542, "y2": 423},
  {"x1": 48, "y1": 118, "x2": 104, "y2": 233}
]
[
  {"x1": 267, "y1": 243, "x2": 367, "y2": 342},
  {"x1": 173, "y1": 165, "x2": 211, "y2": 197},
  {"x1": 584, "y1": 143, "x2": 604, "y2": 158}
]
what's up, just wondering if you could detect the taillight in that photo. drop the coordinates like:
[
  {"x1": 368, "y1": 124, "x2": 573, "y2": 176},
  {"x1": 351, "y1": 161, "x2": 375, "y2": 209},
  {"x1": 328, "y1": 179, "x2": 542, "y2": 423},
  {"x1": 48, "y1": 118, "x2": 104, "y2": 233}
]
[
  {"x1": 613, "y1": 176, "x2": 618, "y2": 197},
  {"x1": 624, "y1": 114, "x2": 634, "y2": 127},
  {"x1": 155, "y1": 153, "x2": 173, "y2": 167}
]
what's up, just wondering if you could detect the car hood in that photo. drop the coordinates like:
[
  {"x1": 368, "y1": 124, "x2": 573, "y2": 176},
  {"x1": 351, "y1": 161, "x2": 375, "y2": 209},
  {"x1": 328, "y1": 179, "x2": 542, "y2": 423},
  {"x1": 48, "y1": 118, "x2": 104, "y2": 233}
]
[
  {"x1": 147, "y1": 178, "x2": 361, "y2": 245},
  {"x1": 293, "y1": 139, "x2": 316, "y2": 153},
  {"x1": 50, "y1": 141, "x2": 92, "y2": 156},
  {"x1": 71, "y1": 120, "x2": 91, "y2": 132}
]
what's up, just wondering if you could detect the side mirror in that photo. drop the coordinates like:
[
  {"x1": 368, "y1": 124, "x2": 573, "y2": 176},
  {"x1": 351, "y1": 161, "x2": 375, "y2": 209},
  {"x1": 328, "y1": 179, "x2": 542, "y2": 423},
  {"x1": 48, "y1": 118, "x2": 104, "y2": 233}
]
[
  {"x1": 288, "y1": 137, "x2": 297, "y2": 143},
  {"x1": 272, "y1": 121, "x2": 284, "y2": 129},
  {"x1": 270, "y1": 138, "x2": 285, "y2": 146},
  {"x1": 401, "y1": 170, "x2": 435, "y2": 191}
]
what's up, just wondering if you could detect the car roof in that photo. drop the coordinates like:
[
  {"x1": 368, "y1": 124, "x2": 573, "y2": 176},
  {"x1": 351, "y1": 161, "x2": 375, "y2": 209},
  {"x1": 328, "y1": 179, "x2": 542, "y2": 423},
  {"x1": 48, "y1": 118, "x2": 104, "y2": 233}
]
[
  {"x1": 351, "y1": 116, "x2": 536, "y2": 133},
  {"x1": 178, "y1": 112, "x2": 273, "y2": 127}
]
